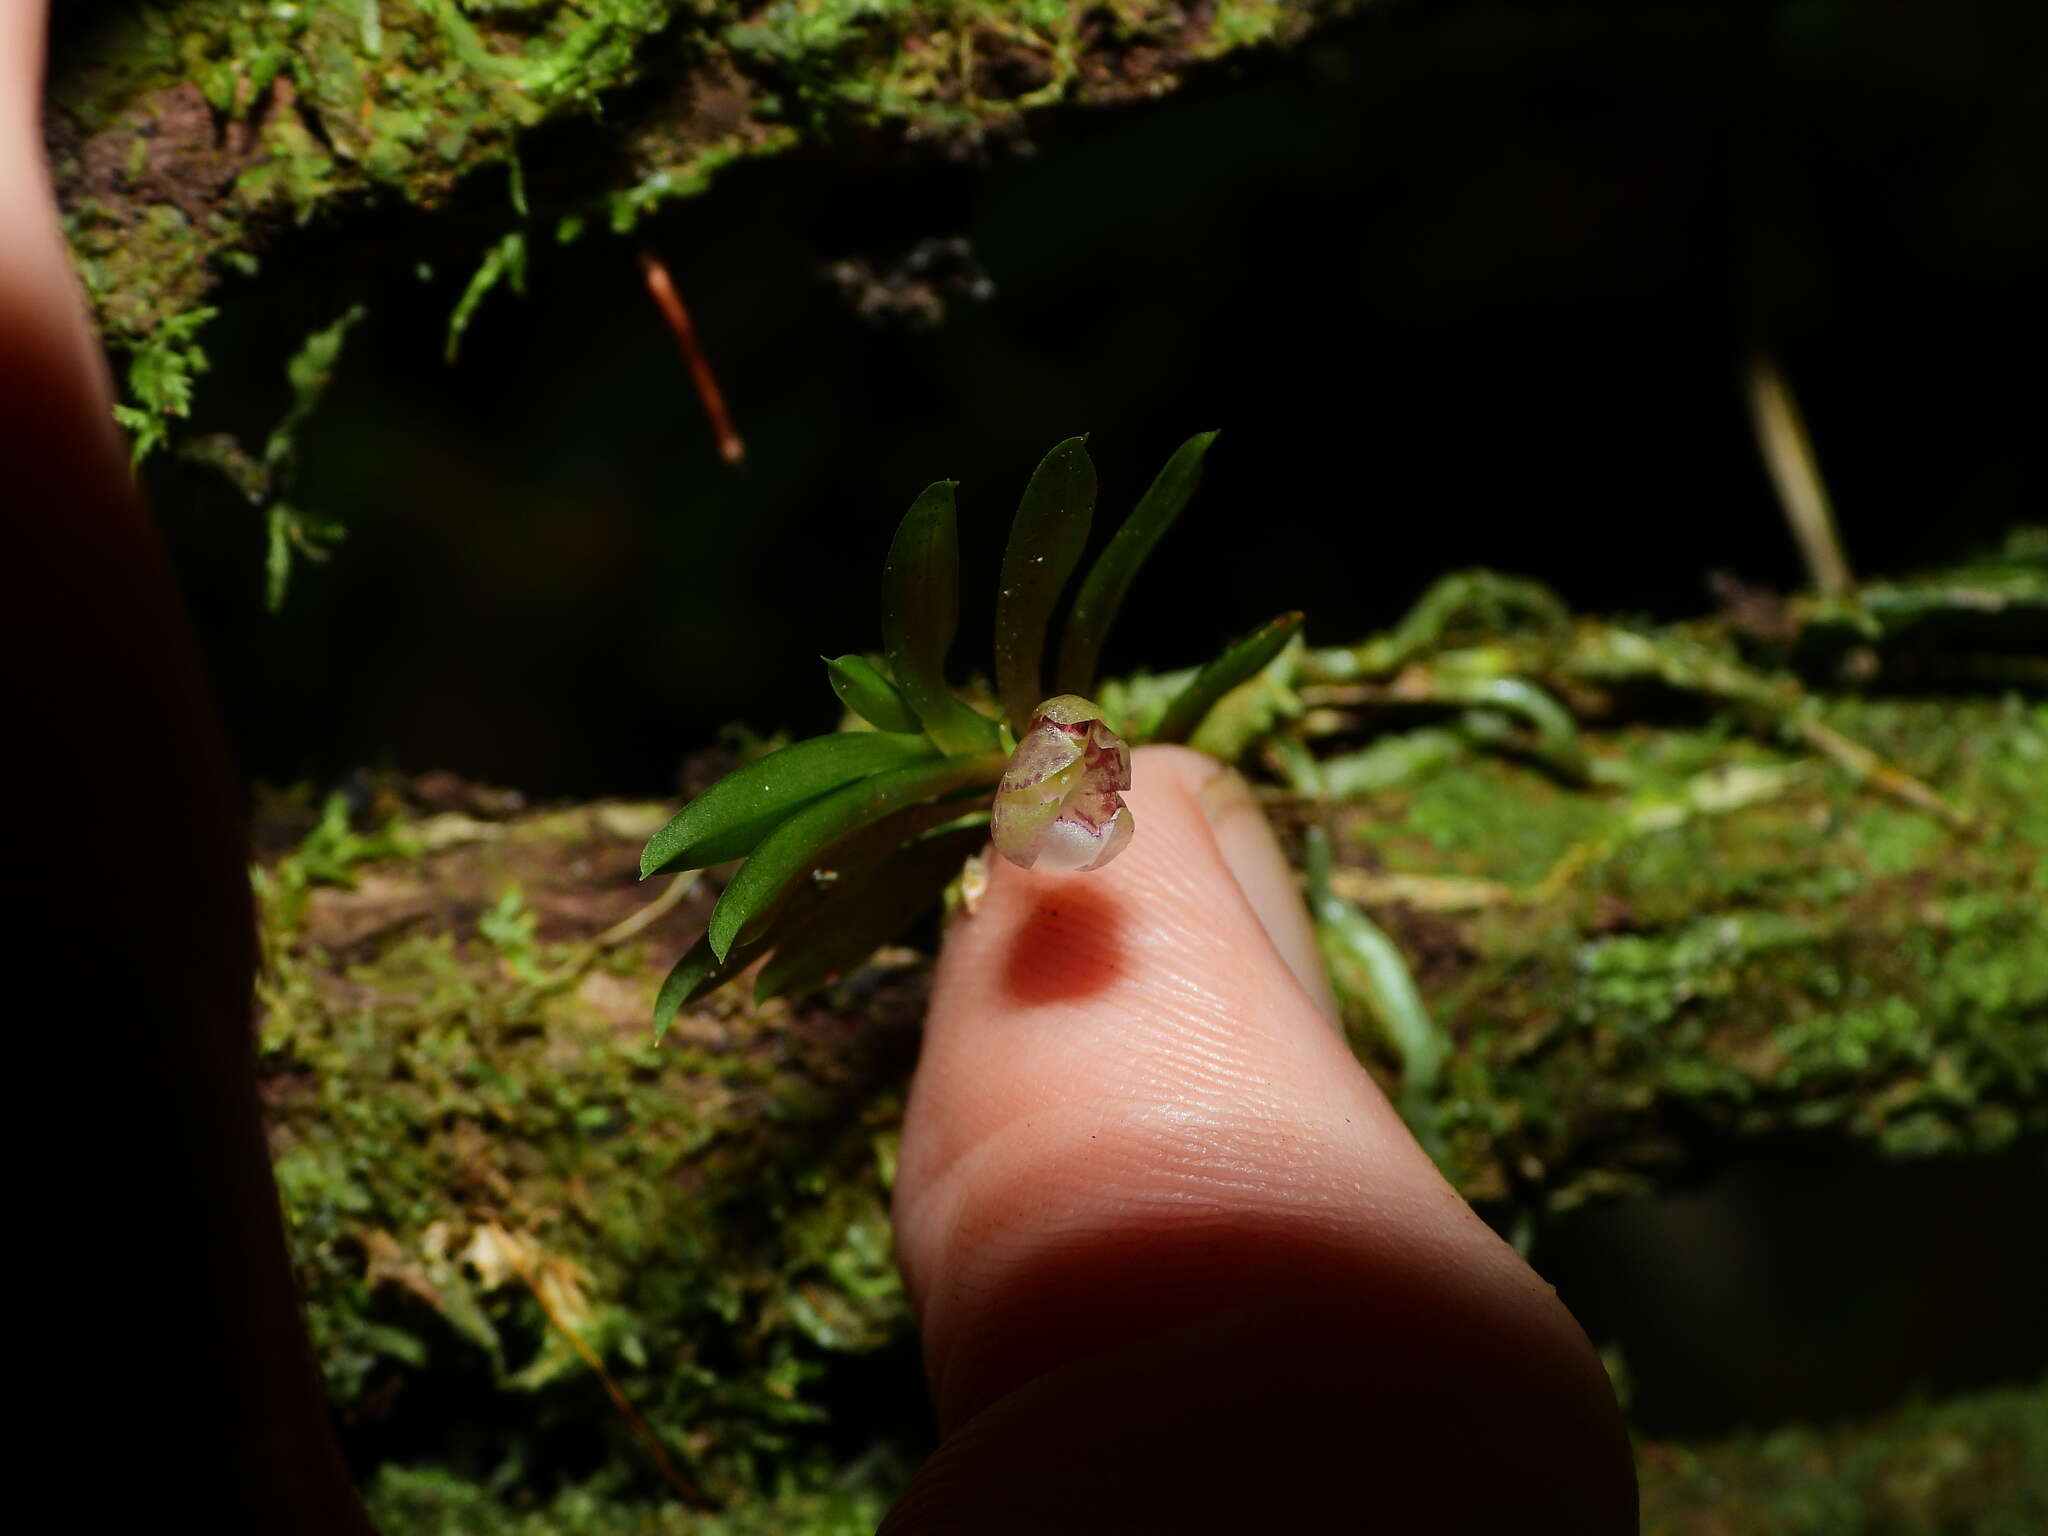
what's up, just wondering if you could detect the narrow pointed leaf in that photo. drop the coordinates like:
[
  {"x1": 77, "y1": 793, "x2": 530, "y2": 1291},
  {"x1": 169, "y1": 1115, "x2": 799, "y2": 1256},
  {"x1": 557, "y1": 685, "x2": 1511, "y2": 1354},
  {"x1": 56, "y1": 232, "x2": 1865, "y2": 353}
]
[
  {"x1": 825, "y1": 655, "x2": 922, "y2": 734},
  {"x1": 1304, "y1": 827, "x2": 1446, "y2": 1092},
  {"x1": 755, "y1": 823, "x2": 989, "y2": 1002},
  {"x1": 727, "y1": 793, "x2": 993, "y2": 950},
  {"x1": 882, "y1": 481, "x2": 1001, "y2": 755},
  {"x1": 994, "y1": 436, "x2": 1095, "y2": 735},
  {"x1": 640, "y1": 731, "x2": 936, "y2": 878},
  {"x1": 1056, "y1": 431, "x2": 1217, "y2": 696},
  {"x1": 652, "y1": 930, "x2": 773, "y2": 1039},
  {"x1": 649, "y1": 796, "x2": 962, "y2": 1024},
  {"x1": 1150, "y1": 612, "x2": 1304, "y2": 745},
  {"x1": 708, "y1": 752, "x2": 1006, "y2": 958}
]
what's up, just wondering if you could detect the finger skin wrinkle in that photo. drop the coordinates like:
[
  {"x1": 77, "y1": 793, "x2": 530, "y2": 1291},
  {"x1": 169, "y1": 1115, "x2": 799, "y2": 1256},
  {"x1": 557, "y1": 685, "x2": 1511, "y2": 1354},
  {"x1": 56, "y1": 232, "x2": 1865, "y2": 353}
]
[
  {"x1": 916, "y1": 1094, "x2": 1404, "y2": 1259},
  {"x1": 920, "y1": 928, "x2": 1333, "y2": 1180}
]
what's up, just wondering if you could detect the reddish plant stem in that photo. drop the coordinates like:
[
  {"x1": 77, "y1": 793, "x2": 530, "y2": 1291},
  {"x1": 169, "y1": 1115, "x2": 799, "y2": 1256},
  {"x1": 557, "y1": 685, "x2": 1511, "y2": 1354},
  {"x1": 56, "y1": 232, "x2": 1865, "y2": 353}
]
[
  {"x1": 500, "y1": 1238, "x2": 718, "y2": 1512},
  {"x1": 638, "y1": 248, "x2": 744, "y2": 465}
]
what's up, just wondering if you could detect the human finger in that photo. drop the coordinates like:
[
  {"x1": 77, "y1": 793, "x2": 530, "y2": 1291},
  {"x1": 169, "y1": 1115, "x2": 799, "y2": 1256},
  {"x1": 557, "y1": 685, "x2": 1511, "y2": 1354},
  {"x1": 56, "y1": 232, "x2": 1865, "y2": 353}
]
[{"x1": 885, "y1": 745, "x2": 1634, "y2": 1530}]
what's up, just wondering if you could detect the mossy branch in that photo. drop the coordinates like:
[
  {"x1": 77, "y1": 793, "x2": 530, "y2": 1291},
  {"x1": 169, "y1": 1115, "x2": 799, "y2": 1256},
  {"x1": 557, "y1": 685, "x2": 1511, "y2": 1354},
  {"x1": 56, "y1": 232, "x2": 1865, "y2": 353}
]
[{"x1": 48, "y1": 0, "x2": 1358, "y2": 456}]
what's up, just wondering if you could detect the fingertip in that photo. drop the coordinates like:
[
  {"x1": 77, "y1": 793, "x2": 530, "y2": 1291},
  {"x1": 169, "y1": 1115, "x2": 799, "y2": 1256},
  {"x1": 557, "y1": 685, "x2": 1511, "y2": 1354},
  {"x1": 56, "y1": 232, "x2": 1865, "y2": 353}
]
[
  {"x1": 929, "y1": 745, "x2": 1329, "y2": 1038},
  {"x1": 891, "y1": 742, "x2": 1628, "y2": 1518},
  {"x1": 896, "y1": 745, "x2": 1461, "y2": 1419}
]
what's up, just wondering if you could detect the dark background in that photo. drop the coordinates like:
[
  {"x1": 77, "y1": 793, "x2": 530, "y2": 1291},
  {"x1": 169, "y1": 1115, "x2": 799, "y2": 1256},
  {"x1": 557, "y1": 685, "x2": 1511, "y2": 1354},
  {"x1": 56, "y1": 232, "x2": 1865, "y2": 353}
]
[{"x1": 118, "y1": 0, "x2": 2046, "y2": 800}]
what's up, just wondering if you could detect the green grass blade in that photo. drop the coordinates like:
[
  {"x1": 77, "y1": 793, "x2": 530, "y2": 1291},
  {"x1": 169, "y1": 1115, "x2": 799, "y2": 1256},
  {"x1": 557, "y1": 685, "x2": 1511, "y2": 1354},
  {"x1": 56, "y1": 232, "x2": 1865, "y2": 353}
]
[
  {"x1": 755, "y1": 822, "x2": 989, "y2": 1002},
  {"x1": 994, "y1": 436, "x2": 1095, "y2": 735},
  {"x1": 640, "y1": 731, "x2": 936, "y2": 878},
  {"x1": 707, "y1": 752, "x2": 1006, "y2": 959},
  {"x1": 882, "y1": 481, "x2": 1001, "y2": 755},
  {"x1": 1055, "y1": 430, "x2": 1217, "y2": 697},
  {"x1": 825, "y1": 655, "x2": 922, "y2": 734},
  {"x1": 1149, "y1": 612, "x2": 1303, "y2": 745}
]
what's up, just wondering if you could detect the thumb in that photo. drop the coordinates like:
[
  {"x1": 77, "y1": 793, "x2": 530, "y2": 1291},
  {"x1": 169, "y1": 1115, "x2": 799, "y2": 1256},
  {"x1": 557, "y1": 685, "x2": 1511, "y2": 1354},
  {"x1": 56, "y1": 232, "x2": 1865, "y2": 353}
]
[{"x1": 886, "y1": 746, "x2": 1634, "y2": 1531}]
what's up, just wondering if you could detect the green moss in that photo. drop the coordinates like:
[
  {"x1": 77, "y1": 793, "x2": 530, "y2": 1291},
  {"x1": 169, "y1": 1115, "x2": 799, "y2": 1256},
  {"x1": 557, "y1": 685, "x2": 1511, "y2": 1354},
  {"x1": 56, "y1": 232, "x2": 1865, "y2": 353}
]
[
  {"x1": 1306, "y1": 682, "x2": 2048, "y2": 1208},
  {"x1": 1353, "y1": 755, "x2": 1611, "y2": 886},
  {"x1": 1637, "y1": 1377, "x2": 2048, "y2": 1534},
  {"x1": 364, "y1": 1464, "x2": 890, "y2": 1535},
  {"x1": 51, "y1": 0, "x2": 1358, "y2": 454},
  {"x1": 258, "y1": 795, "x2": 924, "y2": 1513}
]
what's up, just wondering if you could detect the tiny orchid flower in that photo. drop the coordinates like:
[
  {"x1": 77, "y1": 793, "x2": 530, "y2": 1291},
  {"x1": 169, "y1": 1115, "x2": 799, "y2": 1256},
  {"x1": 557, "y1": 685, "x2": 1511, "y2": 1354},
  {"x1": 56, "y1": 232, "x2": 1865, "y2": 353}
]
[
  {"x1": 991, "y1": 695, "x2": 1135, "y2": 872},
  {"x1": 641, "y1": 434, "x2": 1264, "y2": 1027}
]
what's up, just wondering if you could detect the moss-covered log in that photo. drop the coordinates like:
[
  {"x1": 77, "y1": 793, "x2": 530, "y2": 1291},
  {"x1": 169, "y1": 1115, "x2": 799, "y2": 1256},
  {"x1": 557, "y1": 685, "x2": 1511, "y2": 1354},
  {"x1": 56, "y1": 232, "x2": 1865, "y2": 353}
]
[
  {"x1": 1310, "y1": 686, "x2": 2046, "y2": 1208},
  {"x1": 46, "y1": 0, "x2": 1355, "y2": 447},
  {"x1": 254, "y1": 546, "x2": 2046, "y2": 1529}
]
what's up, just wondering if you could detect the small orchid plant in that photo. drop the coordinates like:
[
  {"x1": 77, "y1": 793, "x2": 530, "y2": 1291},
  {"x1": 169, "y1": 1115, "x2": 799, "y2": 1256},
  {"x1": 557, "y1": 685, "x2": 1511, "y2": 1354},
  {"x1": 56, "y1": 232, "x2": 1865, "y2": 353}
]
[{"x1": 643, "y1": 433, "x2": 1301, "y2": 1035}]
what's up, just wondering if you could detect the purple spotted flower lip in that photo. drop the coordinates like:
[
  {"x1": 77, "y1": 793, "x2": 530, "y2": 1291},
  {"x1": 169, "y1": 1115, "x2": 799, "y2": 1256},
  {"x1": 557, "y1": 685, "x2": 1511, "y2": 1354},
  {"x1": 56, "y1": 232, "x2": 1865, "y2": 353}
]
[{"x1": 990, "y1": 695, "x2": 1135, "y2": 873}]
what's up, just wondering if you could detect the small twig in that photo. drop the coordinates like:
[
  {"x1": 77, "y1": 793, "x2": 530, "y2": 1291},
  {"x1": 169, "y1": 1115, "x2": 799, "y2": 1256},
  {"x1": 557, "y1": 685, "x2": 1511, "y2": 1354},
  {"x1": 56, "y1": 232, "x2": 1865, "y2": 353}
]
[
  {"x1": 1795, "y1": 716, "x2": 1975, "y2": 833},
  {"x1": 1747, "y1": 354, "x2": 1854, "y2": 598},
  {"x1": 1330, "y1": 869, "x2": 1515, "y2": 912},
  {"x1": 639, "y1": 249, "x2": 744, "y2": 465},
  {"x1": 498, "y1": 1240, "x2": 716, "y2": 1512},
  {"x1": 590, "y1": 869, "x2": 698, "y2": 952},
  {"x1": 527, "y1": 871, "x2": 699, "y2": 998}
]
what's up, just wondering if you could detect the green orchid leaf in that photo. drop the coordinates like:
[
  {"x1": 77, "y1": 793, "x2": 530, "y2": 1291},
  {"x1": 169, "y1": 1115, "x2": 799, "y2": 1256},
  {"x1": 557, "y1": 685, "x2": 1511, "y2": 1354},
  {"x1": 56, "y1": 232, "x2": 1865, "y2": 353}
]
[
  {"x1": 1150, "y1": 611, "x2": 1304, "y2": 746},
  {"x1": 755, "y1": 822, "x2": 989, "y2": 1002},
  {"x1": 707, "y1": 752, "x2": 1006, "y2": 959},
  {"x1": 724, "y1": 792, "x2": 993, "y2": 952},
  {"x1": 882, "y1": 481, "x2": 1002, "y2": 755},
  {"x1": 652, "y1": 930, "x2": 772, "y2": 1041},
  {"x1": 994, "y1": 436, "x2": 1095, "y2": 735},
  {"x1": 1056, "y1": 430, "x2": 1218, "y2": 697},
  {"x1": 825, "y1": 655, "x2": 922, "y2": 734},
  {"x1": 640, "y1": 731, "x2": 937, "y2": 878}
]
